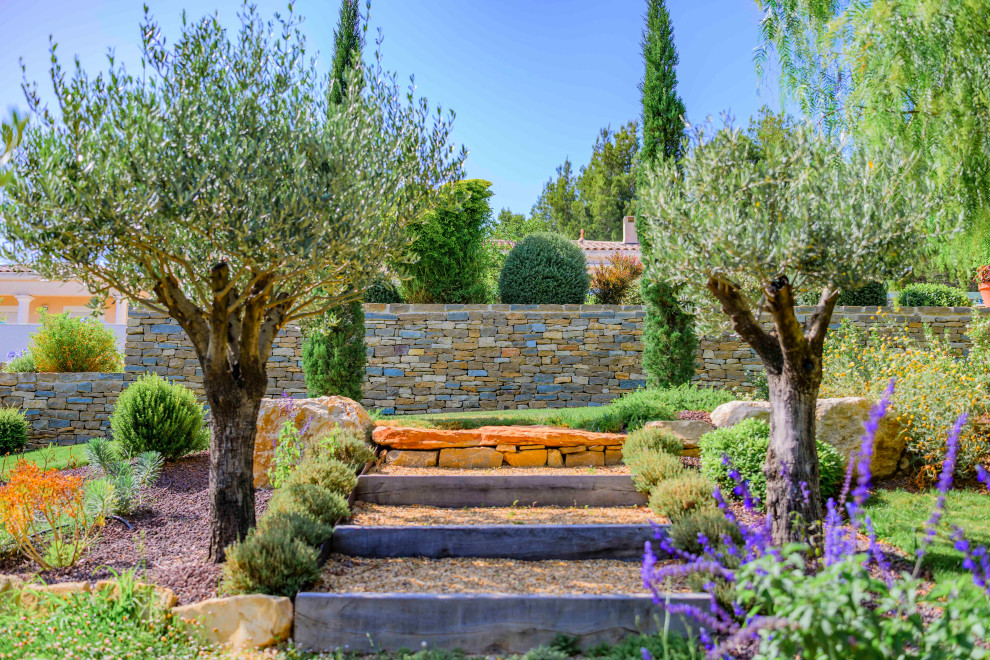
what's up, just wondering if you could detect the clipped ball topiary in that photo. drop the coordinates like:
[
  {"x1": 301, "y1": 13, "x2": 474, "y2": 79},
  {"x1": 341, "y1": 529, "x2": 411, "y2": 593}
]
[
  {"x1": 283, "y1": 456, "x2": 358, "y2": 499},
  {"x1": 648, "y1": 472, "x2": 717, "y2": 522},
  {"x1": 498, "y1": 233, "x2": 589, "y2": 304},
  {"x1": 221, "y1": 518, "x2": 320, "y2": 597},
  {"x1": 0, "y1": 407, "x2": 29, "y2": 454},
  {"x1": 110, "y1": 373, "x2": 209, "y2": 460},
  {"x1": 630, "y1": 451, "x2": 684, "y2": 494},
  {"x1": 258, "y1": 510, "x2": 332, "y2": 549},
  {"x1": 267, "y1": 482, "x2": 350, "y2": 527}
]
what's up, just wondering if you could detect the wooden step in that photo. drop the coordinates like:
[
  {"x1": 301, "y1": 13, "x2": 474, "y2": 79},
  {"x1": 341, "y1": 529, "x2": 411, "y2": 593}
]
[
  {"x1": 330, "y1": 523, "x2": 663, "y2": 560},
  {"x1": 294, "y1": 592, "x2": 705, "y2": 654},
  {"x1": 355, "y1": 473, "x2": 647, "y2": 508}
]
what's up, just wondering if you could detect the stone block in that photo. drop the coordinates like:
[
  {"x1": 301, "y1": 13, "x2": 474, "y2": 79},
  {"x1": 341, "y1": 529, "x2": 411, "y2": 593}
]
[
  {"x1": 502, "y1": 449, "x2": 548, "y2": 467},
  {"x1": 172, "y1": 594, "x2": 293, "y2": 650},
  {"x1": 547, "y1": 448, "x2": 564, "y2": 468},
  {"x1": 565, "y1": 450, "x2": 604, "y2": 468},
  {"x1": 438, "y1": 447, "x2": 503, "y2": 469},
  {"x1": 384, "y1": 450, "x2": 438, "y2": 468}
]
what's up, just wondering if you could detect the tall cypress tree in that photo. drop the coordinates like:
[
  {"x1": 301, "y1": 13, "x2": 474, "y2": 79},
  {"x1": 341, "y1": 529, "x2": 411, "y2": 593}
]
[
  {"x1": 302, "y1": 0, "x2": 368, "y2": 402},
  {"x1": 637, "y1": 0, "x2": 698, "y2": 389},
  {"x1": 329, "y1": 0, "x2": 363, "y2": 106}
]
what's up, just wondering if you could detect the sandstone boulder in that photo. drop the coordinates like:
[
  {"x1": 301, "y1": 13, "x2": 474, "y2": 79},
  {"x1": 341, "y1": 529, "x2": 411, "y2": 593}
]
[
  {"x1": 644, "y1": 420, "x2": 716, "y2": 457},
  {"x1": 172, "y1": 594, "x2": 293, "y2": 650},
  {"x1": 19, "y1": 581, "x2": 90, "y2": 611},
  {"x1": 816, "y1": 397, "x2": 904, "y2": 478},
  {"x1": 255, "y1": 396, "x2": 373, "y2": 488},
  {"x1": 710, "y1": 401, "x2": 771, "y2": 428}
]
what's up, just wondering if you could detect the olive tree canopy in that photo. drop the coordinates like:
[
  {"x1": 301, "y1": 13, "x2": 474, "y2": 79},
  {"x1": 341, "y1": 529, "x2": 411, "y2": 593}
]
[
  {"x1": 638, "y1": 122, "x2": 946, "y2": 543},
  {"x1": 0, "y1": 5, "x2": 464, "y2": 560}
]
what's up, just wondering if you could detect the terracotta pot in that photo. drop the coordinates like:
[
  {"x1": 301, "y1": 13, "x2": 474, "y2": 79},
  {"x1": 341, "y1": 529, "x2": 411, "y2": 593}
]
[{"x1": 980, "y1": 283, "x2": 990, "y2": 307}]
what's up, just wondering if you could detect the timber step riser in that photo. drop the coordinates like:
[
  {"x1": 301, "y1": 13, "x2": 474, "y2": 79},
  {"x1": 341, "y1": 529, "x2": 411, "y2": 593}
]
[
  {"x1": 330, "y1": 524, "x2": 665, "y2": 560},
  {"x1": 294, "y1": 592, "x2": 705, "y2": 654},
  {"x1": 355, "y1": 474, "x2": 647, "y2": 508}
]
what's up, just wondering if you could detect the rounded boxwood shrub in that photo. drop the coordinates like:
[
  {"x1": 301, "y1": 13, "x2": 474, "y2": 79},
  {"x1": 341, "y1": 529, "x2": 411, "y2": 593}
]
[
  {"x1": 648, "y1": 472, "x2": 717, "y2": 522},
  {"x1": 221, "y1": 517, "x2": 320, "y2": 597},
  {"x1": 895, "y1": 283, "x2": 971, "y2": 307},
  {"x1": 699, "y1": 418, "x2": 845, "y2": 507},
  {"x1": 498, "y1": 233, "x2": 589, "y2": 304},
  {"x1": 267, "y1": 482, "x2": 350, "y2": 527},
  {"x1": 283, "y1": 456, "x2": 358, "y2": 499},
  {"x1": 630, "y1": 451, "x2": 684, "y2": 494},
  {"x1": 110, "y1": 373, "x2": 209, "y2": 460},
  {"x1": 0, "y1": 407, "x2": 29, "y2": 454}
]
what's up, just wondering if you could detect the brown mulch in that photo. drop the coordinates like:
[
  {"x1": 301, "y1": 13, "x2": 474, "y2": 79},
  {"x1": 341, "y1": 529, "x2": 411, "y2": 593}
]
[
  {"x1": 0, "y1": 452, "x2": 271, "y2": 604},
  {"x1": 677, "y1": 410, "x2": 713, "y2": 424}
]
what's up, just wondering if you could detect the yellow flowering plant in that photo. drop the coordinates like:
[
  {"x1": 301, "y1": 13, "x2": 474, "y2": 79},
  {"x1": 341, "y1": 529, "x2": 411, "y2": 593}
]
[{"x1": 821, "y1": 318, "x2": 990, "y2": 485}]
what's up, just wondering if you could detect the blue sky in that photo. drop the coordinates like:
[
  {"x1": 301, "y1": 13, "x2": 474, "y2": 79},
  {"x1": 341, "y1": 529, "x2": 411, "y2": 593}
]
[{"x1": 0, "y1": 0, "x2": 783, "y2": 215}]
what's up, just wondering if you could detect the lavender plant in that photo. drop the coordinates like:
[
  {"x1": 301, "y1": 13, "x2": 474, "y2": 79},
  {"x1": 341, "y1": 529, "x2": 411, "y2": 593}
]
[{"x1": 643, "y1": 379, "x2": 990, "y2": 659}]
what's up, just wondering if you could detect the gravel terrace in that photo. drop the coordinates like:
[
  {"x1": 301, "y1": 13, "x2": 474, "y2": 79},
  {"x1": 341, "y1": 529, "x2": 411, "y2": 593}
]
[
  {"x1": 317, "y1": 555, "x2": 689, "y2": 595},
  {"x1": 0, "y1": 452, "x2": 271, "y2": 604},
  {"x1": 350, "y1": 502, "x2": 658, "y2": 526}
]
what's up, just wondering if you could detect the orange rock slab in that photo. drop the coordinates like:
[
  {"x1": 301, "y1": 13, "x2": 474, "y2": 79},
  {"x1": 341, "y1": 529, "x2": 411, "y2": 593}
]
[{"x1": 372, "y1": 425, "x2": 625, "y2": 451}]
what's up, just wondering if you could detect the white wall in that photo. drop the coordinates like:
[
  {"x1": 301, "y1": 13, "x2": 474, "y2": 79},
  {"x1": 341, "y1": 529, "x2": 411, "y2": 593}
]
[{"x1": 0, "y1": 323, "x2": 127, "y2": 358}]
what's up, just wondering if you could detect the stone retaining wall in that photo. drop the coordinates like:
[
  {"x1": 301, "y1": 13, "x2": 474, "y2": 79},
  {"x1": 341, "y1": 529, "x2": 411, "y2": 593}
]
[{"x1": 1, "y1": 304, "x2": 984, "y2": 444}]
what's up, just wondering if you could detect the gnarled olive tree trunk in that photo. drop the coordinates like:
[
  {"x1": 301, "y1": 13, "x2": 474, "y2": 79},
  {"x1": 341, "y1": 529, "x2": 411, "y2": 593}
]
[{"x1": 708, "y1": 275, "x2": 837, "y2": 544}]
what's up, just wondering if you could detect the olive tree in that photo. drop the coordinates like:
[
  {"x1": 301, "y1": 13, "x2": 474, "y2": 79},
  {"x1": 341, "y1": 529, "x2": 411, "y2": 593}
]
[
  {"x1": 0, "y1": 6, "x2": 464, "y2": 560},
  {"x1": 637, "y1": 123, "x2": 943, "y2": 543}
]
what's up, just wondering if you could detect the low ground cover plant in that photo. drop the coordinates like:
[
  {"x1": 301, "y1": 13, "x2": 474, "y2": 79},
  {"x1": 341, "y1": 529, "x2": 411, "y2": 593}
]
[
  {"x1": 699, "y1": 419, "x2": 845, "y2": 508},
  {"x1": 28, "y1": 310, "x2": 123, "y2": 373},
  {"x1": 84, "y1": 438, "x2": 163, "y2": 516},
  {"x1": 643, "y1": 389, "x2": 990, "y2": 658},
  {"x1": 110, "y1": 373, "x2": 208, "y2": 460},
  {"x1": 895, "y1": 282, "x2": 971, "y2": 307},
  {"x1": 0, "y1": 407, "x2": 28, "y2": 454},
  {"x1": 1, "y1": 349, "x2": 35, "y2": 373},
  {"x1": 821, "y1": 318, "x2": 989, "y2": 485}
]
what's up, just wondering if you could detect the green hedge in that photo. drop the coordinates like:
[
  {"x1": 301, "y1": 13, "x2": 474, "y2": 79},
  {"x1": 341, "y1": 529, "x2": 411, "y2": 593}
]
[{"x1": 895, "y1": 283, "x2": 971, "y2": 307}]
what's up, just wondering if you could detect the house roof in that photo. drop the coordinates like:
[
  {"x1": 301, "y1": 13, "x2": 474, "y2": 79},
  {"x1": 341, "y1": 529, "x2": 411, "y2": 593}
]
[
  {"x1": 0, "y1": 264, "x2": 33, "y2": 274},
  {"x1": 491, "y1": 238, "x2": 640, "y2": 254}
]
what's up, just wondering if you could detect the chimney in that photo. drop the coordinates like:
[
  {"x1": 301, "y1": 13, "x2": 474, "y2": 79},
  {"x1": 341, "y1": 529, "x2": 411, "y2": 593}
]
[{"x1": 623, "y1": 216, "x2": 638, "y2": 244}]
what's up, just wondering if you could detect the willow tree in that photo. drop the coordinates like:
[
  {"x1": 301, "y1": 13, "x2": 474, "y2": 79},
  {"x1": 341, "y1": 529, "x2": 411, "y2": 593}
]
[
  {"x1": 637, "y1": 124, "x2": 942, "y2": 543},
  {"x1": 0, "y1": 6, "x2": 464, "y2": 561}
]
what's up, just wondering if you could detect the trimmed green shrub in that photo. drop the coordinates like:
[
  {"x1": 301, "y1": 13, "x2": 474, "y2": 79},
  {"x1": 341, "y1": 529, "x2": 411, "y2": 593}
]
[
  {"x1": 0, "y1": 407, "x2": 28, "y2": 454},
  {"x1": 641, "y1": 278, "x2": 697, "y2": 389},
  {"x1": 221, "y1": 518, "x2": 320, "y2": 597},
  {"x1": 587, "y1": 385, "x2": 735, "y2": 433},
  {"x1": 283, "y1": 456, "x2": 358, "y2": 499},
  {"x1": 630, "y1": 451, "x2": 684, "y2": 493},
  {"x1": 29, "y1": 311, "x2": 123, "y2": 373},
  {"x1": 267, "y1": 482, "x2": 350, "y2": 527},
  {"x1": 110, "y1": 373, "x2": 208, "y2": 460},
  {"x1": 301, "y1": 301, "x2": 366, "y2": 401},
  {"x1": 648, "y1": 472, "x2": 717, "y2": 522},
  {"x1": 668, "y1": 507, "x2": 744, "y2": 558},
  {"x1": 622, "y1": 426, "x2": 682, "y2": 462},
  {"x1": 2, "y1": 351, "x2": 35, "y2": 373},
  {"x1": 498, "y1": 232, "x2": 589, "y2": 305},
  {"x1": 895, "y1": 283, "x2": 971, "y2": 307},
  {"x1": 364, "y1": 274, "x2": 404, "y2": 304},
  {"x1": 315, "y1": 428, "x2": 376, "y2": 471},
  {"x1": 258, "y1": 510, "x2": 331, "y2": 549},
  {"x1": 699, "y1": 418, "x2": 845, "y2": 507},
  {"x1": 797, "y1": 280, "x2": 889, "y2": 307},
  {"x1": 406, "y1": 178, "x2": 494, "y2": 304}
]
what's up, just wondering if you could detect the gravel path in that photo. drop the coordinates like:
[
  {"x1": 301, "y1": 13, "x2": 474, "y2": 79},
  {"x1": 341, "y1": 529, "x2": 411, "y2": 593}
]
[
  {"x1": 350, "y1": 502, "x2": 656, "y2": 526},
  {"x1": 375, "y1": 465, "x2": 632, "y2": 476},
  {"x1": 317, "y1": 555, "x2": 687, "y2": 594},
  {"x1": 0, "y1": 452, "x2": 271, "y2": 604}
]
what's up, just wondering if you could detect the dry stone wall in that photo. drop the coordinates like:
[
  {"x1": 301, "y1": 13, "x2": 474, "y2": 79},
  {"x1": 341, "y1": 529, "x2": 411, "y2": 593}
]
[{"x1": 1, "y1": 304, "x2": 985, "y2": 444}]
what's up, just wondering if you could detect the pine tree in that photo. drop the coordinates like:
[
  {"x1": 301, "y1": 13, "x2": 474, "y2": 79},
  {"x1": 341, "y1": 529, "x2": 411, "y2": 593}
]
[
  {"x1": 637, "y1": 0, "x2": 698, "y2": 389},
  {"x1": 329, "y1": 0, "x2": 363, "y2": 106}
]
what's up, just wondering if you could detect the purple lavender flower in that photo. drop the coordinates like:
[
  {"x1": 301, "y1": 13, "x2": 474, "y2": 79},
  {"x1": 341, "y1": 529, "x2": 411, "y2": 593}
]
[
  {"x1": 977, "y1": 465, "x2": 990, "y2": 491},
  {"x1": 850, "y1": 379, "x2": 895, "y2": 508},
  {"x1": 952, "y1": 527, "x2": 990, "y2": 593},
  {"x1": 917, "y1": 412, "x2": 968, "y2": 559},
  {"x1": 640, "y1": 648, "x2": 652, "y2": 660}
]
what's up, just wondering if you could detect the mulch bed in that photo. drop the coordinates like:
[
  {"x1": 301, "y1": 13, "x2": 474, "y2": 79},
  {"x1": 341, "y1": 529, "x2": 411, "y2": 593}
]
[
  {"x1": 677, "y1": 409, "x2": 713, "y2": 424},
  {"x1": 0, "y1": 452, "x2": 271, "y2": 604}
]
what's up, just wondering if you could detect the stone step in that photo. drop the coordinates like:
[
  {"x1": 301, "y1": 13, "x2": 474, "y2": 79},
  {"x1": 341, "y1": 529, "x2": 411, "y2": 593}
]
[
  {"x1": 330, "y1": 524, "x2": 663, "y2": 560},
  {"x1": 355, "y1": 474, "x2": 647, "y2": 508},
  {"x1": 294, "y1": 592, "x2": 706, "y2": 654}
]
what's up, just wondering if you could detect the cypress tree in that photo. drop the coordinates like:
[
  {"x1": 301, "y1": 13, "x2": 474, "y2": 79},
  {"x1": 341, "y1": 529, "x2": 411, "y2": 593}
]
[
  {"x1": 302, "y1": 0, "x2": 368, "y2": 402},
  {"x1": 637, "y1": 0, "x2": 698, "y2": 389},
  {"x1": 329, "y1": 0, "x2": 363, "y2": 106}
]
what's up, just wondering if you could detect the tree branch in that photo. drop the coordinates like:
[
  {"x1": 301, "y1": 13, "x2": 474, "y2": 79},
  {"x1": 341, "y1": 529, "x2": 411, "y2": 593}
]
[
  {"x1": 804, "y1": 285, "x2": 839, "y2": 355},
  {"x1": 706, "y1": 276, "x2": 782, "y2": 372}
]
